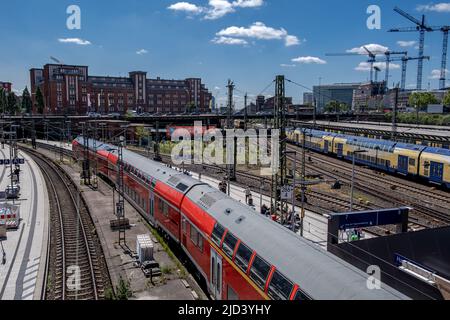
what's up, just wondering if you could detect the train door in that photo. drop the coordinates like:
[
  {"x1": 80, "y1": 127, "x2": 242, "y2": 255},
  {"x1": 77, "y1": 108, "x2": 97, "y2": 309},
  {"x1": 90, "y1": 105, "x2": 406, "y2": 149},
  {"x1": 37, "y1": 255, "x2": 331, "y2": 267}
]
[
  {"x1": 398, "y1": 156, "x2": 409, "y2": 175},
  {"x1": 337, "y1": 144, "x2": 344, "y2": 158},
  {"x1": 429, "y1": 162, "x2": 444, "y2": 184},
  {"x1": 324, "y1": 141, "x2": 329, "y2": 153},
  {"x1": 210, "y1": 249, "x2": 223, "y2": 300}
]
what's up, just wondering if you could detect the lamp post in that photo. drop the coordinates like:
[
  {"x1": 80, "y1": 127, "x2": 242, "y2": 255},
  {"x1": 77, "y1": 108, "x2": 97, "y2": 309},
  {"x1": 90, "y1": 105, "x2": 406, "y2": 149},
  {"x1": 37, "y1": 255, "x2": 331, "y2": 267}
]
[{"x1": 350, "y1": 149, "x2": 367, "y2": 212}]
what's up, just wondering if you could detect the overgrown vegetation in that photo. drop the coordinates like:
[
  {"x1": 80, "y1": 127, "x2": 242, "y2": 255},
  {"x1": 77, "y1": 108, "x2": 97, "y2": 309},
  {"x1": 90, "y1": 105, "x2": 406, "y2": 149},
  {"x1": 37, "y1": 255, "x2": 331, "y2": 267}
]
[
  {"x1": 385, "y1": 113, "x2": 450, "y2": 125},
  {"x1": 115, "y1": 276, "x2": 133, "y2": 300}
]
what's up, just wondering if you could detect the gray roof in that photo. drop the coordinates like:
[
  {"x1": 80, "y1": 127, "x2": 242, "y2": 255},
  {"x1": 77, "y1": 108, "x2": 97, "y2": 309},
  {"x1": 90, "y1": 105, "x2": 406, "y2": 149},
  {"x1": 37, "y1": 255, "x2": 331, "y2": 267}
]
[{"x1": 78, "y1": 137, "x2": 409, "y2": 300}]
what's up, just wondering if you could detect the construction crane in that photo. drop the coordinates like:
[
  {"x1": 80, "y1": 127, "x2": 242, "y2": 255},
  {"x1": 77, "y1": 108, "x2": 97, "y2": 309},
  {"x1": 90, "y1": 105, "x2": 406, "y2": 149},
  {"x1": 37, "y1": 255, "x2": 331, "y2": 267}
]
[
  {"x1": 327, "y1": 46, "x2": 379, "y2": 82},
  {"x1": 373, "y1": 66, "x2": 382, "y2": 83},
  {"x1": 378, "y1": 55, "x2": 430, "y2": 91},
  {"x1": 384, "y1": 51, "x2": 408, "y2": 87},
  {"x1": 50, "y1": 56, "x2": 64, "y2": 65},
  {"x1": 435, "y1": 26, "x2": 449, "y2": 89},
  {"x1": 327, "y1": 49, "x2": 405, "y2": 85},
  {"x1": 389, "y1": 7, "x2": 434, "y2": 91}
]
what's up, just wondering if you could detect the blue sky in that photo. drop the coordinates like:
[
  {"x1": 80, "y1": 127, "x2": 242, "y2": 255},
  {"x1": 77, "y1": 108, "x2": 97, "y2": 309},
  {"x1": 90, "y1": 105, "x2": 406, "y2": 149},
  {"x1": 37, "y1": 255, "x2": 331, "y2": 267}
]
[{"x1": 0, "y1": 0, "x2": 449, "y2": 107}]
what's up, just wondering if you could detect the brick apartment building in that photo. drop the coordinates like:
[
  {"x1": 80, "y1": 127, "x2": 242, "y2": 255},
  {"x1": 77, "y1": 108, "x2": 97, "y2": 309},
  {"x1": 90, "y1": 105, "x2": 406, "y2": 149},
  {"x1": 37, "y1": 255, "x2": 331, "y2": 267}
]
[
  {"x1": 30, "y1": 64, "x2": 212, "y2": 115},
  {"x1": 0, "y1": 81, "x2": 12, "y2": 92}
]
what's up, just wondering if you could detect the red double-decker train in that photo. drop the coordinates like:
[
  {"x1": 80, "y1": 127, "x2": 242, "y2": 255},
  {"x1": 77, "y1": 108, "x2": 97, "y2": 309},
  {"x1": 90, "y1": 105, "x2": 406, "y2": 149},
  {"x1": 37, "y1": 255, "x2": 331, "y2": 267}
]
[{"x1": 73, "y1": 137, "x2": 408, "y2": 300}]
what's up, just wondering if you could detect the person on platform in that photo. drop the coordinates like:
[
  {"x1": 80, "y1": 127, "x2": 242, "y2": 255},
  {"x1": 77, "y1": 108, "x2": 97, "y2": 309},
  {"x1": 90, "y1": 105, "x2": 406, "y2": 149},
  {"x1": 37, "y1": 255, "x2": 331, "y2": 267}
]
[{"x1": 245, "y1": 187, "x2": 251, "y2": 204}]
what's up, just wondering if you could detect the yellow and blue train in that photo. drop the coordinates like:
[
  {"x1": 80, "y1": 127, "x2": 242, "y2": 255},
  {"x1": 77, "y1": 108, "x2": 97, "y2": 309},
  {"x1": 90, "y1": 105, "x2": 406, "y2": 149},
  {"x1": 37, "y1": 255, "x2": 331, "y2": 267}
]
[{"x1": 287, "y1": 128, "x2": 450, "y2": 189}]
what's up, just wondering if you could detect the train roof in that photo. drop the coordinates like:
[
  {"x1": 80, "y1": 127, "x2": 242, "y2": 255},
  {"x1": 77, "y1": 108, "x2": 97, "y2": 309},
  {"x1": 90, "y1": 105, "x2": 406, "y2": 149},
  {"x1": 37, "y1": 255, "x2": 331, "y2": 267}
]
[
  {"x1": 394, "y1": 143, "x2": 428, "y2": 152},
  {"x1": 187, "y1": 184, "x2": 407, "y2": 300},
  {"x1": 74, "y1": 136, "x2": 409, "y2": 300},
  {"x1": 423, "y1": 147, "x2": 450, "y2": 157}
]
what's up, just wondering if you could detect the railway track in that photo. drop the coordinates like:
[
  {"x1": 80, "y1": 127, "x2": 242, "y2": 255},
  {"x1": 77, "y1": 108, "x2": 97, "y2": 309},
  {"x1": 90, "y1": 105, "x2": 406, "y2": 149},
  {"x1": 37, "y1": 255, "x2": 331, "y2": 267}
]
[
  {"x1": 34, "y1": 141, "x2": 435, "y2": 232},
  {"x1": 23, "y1": 147, "x2": 111, "y2": 300},
  {"x1": 286, "y1": 144, "x2": 450, "y2": 225}
]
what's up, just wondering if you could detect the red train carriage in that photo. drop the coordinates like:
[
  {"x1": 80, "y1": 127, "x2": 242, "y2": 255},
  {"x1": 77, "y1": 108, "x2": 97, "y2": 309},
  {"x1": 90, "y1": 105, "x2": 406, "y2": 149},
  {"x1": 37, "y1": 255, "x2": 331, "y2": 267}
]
[{"x1": 73, "y1": 137, "x2": 408, "y2": 301}]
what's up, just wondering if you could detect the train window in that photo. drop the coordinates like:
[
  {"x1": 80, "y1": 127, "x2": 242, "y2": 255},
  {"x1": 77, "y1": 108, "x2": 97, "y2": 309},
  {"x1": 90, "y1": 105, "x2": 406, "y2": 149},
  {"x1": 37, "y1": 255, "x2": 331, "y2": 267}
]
[
  {"x1": 409, "y1": 159, "x2": 416, "y2": 166},
  {"x1": 159, "y1": 198, "x2": 169, "y2": 216},
  {"x1": 267, "y1": 270, "x2": 294, "y2": 300},
  {"x1": 182, "y1": 218, "x2": 187, "y2": 233},
  {"x1": 190, "y1": 224, "x2": 204, "y2": 252},
  {"x1": 211, "y1": 224, "x2": 226, "y2": 246},
  {"x1": 249, "y1": 255, "x2": 271, "y2": 290},
  {"x1": 234, "y1": 242, "x2": 253, "y2": 273},
  {"x1": 293, "y1": 288, "x2": 312, "y2": 301},
  {"x1": 222, "y1": 232, "x2": 238, "y2": 259}
]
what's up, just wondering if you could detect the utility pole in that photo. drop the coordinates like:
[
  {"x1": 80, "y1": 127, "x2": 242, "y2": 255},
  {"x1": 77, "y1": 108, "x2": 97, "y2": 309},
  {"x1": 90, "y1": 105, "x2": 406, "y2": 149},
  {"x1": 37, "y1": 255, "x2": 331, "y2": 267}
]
[
  {"x1": 300, "y1": 131, "x2": 307, "y2": 236},
  {"x1": 31, "y1": 120, "x2": 36, "y2": 149},
  {"x1": 391, "y1": 85, "x2": 399, "y2": 141},
  {"x1": 60, "y1": 121, "x2": 64, "y2": 162},
  {"x1": 271, "y1": 75, "x2": 288, "y2": 221},
  {"x1": 154, "y1": 121, "x2": 162, "y2": 162},
  {"x1": 92, "y1": 122, "x2": 98, "y2": 190},
  {"x1": 226, "y1": 80, "x2": 236, "y2": 183},
  {"x1": 81, "y1": 123, "x2": 91, "y2": 186},
  {"x1": 244, "y1": 93, "x2": 248, "y2": 131},
  {"x1": 117, "y1": 136, "x2": 126, "y2": 246}
]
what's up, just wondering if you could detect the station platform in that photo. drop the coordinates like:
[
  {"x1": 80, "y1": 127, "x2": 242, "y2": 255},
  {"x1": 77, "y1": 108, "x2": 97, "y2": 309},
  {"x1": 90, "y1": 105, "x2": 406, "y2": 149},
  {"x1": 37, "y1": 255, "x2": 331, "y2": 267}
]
[
  {"x1": 36, "y1": 139, "x2": 331, "y2": 247},
  {"x1": 0, "y1": 145, "x2": 49, "y2": 300},
  {"x1": 174, "y1": 170, "x2": 329, "y2": 247},
  {"x1": 35, "y1": 139, "x2": 72, "y2": 151}
]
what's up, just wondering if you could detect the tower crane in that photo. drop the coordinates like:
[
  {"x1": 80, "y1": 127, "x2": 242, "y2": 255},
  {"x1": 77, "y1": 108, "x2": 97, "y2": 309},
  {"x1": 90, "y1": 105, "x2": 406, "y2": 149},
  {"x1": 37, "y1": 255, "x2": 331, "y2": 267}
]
[
  {"x1": 388, "y1": 7, "x2": 433, "y2": 91},
  {"x1": 373, "y1": 66, "x2": 382, "y2": 83},
  {"x1": 377, "y1": 55, "x2": 430, "y2": 91},
  {"x1": 326, "y1": 46, "x2": 379, "y2": 82},
  {"x1": 435, "y1": 26, "x2": 449, "y2": 89},
  {"x1": 327, "y1": 49, "x2": 405, "y2": 85},
  {"x1": 384, "y1": 51, "x2": 408, "y2": 87}
]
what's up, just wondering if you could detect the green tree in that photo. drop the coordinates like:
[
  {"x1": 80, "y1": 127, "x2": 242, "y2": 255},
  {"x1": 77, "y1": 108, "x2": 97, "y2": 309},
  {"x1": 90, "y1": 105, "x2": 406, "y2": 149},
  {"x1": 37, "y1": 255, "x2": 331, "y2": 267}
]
[
  {"x1": 7, "y1": 92, "x2": 17, "y2": 115},
  {"x1": 0, "y1": 88, "x2": 7, "y2": 114},
  {"x1": 35, "y1": 87, "x2": 45, "y2": 114},
  {"x1": 325, "y1": 100, "x2": 340, "y2": 113},
  {"x1": 186, "y1": 102, "x2": 196, "y2": 113},
  {"x1": 408, "y1": 92, "x2": 439, "y2": 124},
  {"x1": 135, "y1": 126, "x2": 149, "y2": 146},
  {"x1": 115, "y1": 276, "x2": 132, "y2": 300},
  {"x1": 21, "y1": 87, "x2": 33, "y2": 114},
  {"x1": 443, "y1": 90, "x2": 450, "y2": 106}
]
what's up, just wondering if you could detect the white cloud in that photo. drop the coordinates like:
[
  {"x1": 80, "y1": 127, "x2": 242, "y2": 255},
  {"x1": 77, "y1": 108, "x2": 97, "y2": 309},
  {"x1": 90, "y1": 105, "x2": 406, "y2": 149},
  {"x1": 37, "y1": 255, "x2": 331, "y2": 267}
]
[
  {"x1": 205, "y1": 0, "x2": 235, "y2": 19},
  {"x1": 58, "y1": 38, "x2": 91, "y2": 45},
  {"x1": 397, "y1": 41, "x2": 417, "y2": 47},
  {"x1": 136, "y1": 49, "x2": 148, "y2": 55},
  {"x1": 347, "y1": 43, "x2": 388, "y2": 55},
  {"x1": 429, "y1": 69, "x2": 448, "y2": 79},
  {"x1": 168, "y1": 2, "x2": 203, "y2": 14},
  {"x1": 212, "y1": 36, "x2": 248, "y2": 45},
  {"x1": 417, "y1": 3, "x2": 450, "y2": 12},
  {"x1": 292, "y1": 56, "x2": 327, "y2": 64},
  {"x1": 215, "y1": 22, "x2": 300, "y2": 47},
  {"x1": 232, "y1": 0, "x2": 263, "y2": 7},
  {"x1": 280, "y1": 64, "x2": 297, "y2": 68},
  {"x1": 285, "y1": 35, "x2": 300, "y2": 47},
  {"x1": 168, "y1": 0, "x2": 264, "y2": 20},
  {"x1": 355, "y1": 62, "x2": 400, "y2": 72}
]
